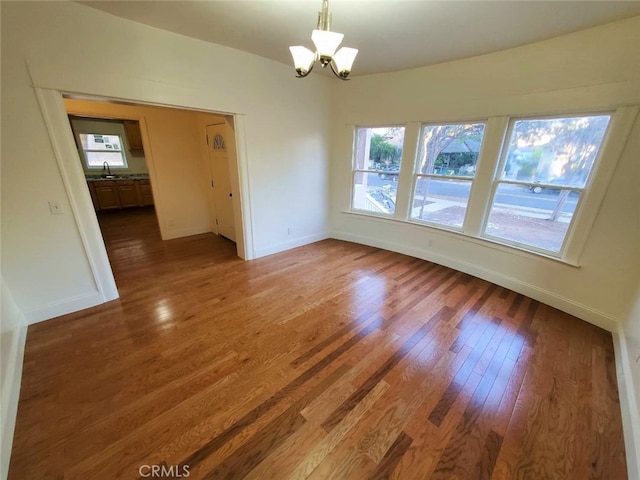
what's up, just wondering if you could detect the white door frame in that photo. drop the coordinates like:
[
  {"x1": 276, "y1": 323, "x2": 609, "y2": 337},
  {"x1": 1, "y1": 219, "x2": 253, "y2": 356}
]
[{"x1": 33, "y1": 88, "x2": 255, "y2": 306}]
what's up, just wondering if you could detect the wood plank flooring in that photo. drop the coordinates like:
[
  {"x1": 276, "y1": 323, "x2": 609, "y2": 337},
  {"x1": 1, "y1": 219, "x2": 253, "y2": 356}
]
[{"x1": 9, "y1": 207, "x2": 628, "y2": 479}]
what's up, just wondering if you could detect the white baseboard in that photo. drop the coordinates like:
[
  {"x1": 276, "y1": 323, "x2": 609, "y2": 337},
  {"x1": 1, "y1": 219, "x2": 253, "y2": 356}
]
[
  {"x1": 254, "y1": 232, "x2": 329, "y2": 259},
  {"x1": 162, "y1": 225, "x2": 212, "y2": 241},
  {"x1": 613, "y1": 330, "x2": 640, "y2": 480},
  {"x1": 22, "y1": 291, "x2": 105, "y2": 325},
  {"x1": 330, "y1": 230, "x2": 617, "y2": 332},
  {"x1": 1, "y1": 317, "x2": 27, "y2": 480}
]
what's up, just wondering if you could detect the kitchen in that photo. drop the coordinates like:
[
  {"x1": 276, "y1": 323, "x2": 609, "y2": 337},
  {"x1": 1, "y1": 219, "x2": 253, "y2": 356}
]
[
  {"x1": 69, "y1": 115, "x2": 156, "y2": 214},
  {"x1": 64, "y1": 98, "x2": 241, "y2": 249}
]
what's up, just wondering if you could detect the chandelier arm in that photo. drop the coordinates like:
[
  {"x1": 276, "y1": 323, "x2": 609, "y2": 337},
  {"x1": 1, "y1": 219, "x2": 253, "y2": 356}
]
[
  {"x1": 295, "y1": 61, "x2": 315, "y2": 78},
  {"x1": 329, "y1": 60, "x2": 350, "y2": 81}
]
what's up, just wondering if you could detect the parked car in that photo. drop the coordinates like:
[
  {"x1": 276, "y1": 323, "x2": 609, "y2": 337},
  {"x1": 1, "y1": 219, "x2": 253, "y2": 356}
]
[
  {"x1": 377, "y1": 164, "x2": 400, "y2": 180},
  {"x1": 526, "y1": 178, "x2": 579, "y2": 196},
  {"x1": 528, "y1": 181, "x2": 543, "y2": 194}
]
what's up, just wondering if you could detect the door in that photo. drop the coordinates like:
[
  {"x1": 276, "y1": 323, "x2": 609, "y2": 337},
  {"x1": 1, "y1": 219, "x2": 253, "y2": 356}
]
[{"x1": 206, "y1": 123, "x2": 236, "y2": 242}]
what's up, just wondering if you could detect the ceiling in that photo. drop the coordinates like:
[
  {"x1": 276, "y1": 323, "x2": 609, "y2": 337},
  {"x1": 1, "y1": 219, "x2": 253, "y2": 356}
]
[{"x1": 81, "y1": 1, "x2": 640, "y2": 77}]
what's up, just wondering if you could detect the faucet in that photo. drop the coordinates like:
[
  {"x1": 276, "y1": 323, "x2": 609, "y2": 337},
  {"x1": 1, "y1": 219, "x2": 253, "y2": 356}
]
[{"x1": 102, "y1": 161, "x2": 112, "y2": 177}]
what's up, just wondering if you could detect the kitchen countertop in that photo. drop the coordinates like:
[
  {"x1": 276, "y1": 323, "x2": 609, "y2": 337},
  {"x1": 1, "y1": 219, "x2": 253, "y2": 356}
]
[{"x1": 86, "y1": 175, "x2": 150, "y2": 182}]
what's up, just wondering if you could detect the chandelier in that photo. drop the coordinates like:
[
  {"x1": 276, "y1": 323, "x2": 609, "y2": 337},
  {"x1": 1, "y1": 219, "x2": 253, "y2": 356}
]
[{"x1": 289, "y1": 0, "x2": 358, "y2": 80}]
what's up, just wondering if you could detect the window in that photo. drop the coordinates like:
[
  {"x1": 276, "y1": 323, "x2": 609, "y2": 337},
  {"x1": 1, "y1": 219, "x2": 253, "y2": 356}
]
[
  {"x1": 346, "y1": 110, "x2": 623, "y2": 262},
  {"x1": 352, "y1": 126, "x2": 405, "y2": 215},
  {"x1": 79, "y1": 133, "x2": 127, "y2": 169},
  {"x1": 411, "y1": 123, "x2": 486, "y2": 229},
  {"x1": 483, "y1": 115, "x2": 611, "y2": 254}
]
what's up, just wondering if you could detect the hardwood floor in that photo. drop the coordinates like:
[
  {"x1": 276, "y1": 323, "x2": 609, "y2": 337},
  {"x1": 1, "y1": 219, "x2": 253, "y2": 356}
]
[{"x1": 9, "y1": 208, "x2": 628, "y2": 479}]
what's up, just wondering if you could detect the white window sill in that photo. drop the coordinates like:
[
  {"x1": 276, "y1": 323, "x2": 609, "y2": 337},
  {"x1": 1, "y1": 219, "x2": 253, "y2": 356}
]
[{"x1": 341, "y1": 210, "x2": 581, "y2": 268}]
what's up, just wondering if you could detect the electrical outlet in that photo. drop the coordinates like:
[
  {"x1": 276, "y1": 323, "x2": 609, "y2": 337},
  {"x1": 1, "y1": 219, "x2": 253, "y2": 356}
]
[
  {"x1": 427, "y1": 239, "x2": 433, "y2": 248},
  {"x1": 287, "y1": 227, "x2": 293, "y2": 236},
  {"x1": 48, "y1": 200, "x2": 64, "y2": 215}
]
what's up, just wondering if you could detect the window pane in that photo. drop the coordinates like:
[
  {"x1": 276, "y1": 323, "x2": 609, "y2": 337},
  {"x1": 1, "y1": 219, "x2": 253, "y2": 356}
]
[
  {"x1": 80, "y1": 134, "x2": 123, "y2": 151},
  {"x1": 485, "y1": 183, "x2": 580, "y2": 253},
  {"x1": 418, "y1": 123, "x2": 485, "y2": 177},
  {"x1": 355, "y1": 127, "x2": 405, "y2": 171},
  {"x1": 353, "y1": 171, "x2": 398, "y2": 215},
  {"x1": 411, "y1": 177, "x2": 471, "y2": 229},
  {"x1": 502, "y1": 115, "x2": 610, "y2": 187},
  {"x1": 85, "y1": 151, "x2": 127, "y2": 168}
]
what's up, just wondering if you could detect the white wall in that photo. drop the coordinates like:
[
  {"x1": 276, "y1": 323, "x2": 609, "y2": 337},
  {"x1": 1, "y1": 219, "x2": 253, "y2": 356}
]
[
  {"x1": 330, "y1": 16, "x2": 640, "y2": 327},
  {"x1": 0, "y1": 278, "x2": 27, "y2": 480},
  {"x1": 137, "y1": 105, "x2": 220, "y2": 240},
  {"x1": 141, "y1": 106, "x2": 217, "y2": 240},
  {"x1": 619, "y1": 283, "x2": 640, "y2": 480},
  {"x1": 624, "y1": 285, "x2": 640, "y2": 441},
  {"x1": 1, "y1": 1, "x2": 331, "y2": 321},
  {"x1": 612, "y1": 113, "x2": 640, "y2": 426}
]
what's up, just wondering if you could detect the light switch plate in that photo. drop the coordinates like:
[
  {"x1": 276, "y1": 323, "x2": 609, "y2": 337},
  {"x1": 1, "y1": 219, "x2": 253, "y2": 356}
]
[{"x1": 49, "y1": 200, "x2": 64, "y2": 215}]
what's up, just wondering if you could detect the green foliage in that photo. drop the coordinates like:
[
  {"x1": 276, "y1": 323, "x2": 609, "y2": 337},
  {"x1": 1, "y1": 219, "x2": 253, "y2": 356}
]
[
  {"x1": 435, "y1": 152, "x2": 477, "y2": 172},
  {"x1": 369, "y1": 134, "x2": 400, "y2": 164},
  {"x1": 420, "y1": 123, "x2": 484, "y2": 174}
]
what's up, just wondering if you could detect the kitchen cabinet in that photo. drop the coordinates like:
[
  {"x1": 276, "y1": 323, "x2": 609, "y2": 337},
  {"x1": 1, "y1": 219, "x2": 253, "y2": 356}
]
[
  {"x1": 94, "y1": 181, "x2": 121, "y2": 211},
  {"x1": 123, "y1": 120, "x2": 144, "y2": 152},
  {"x1": 138, "y1": 180, "x2": 154, "y2": 206},
  {"x1": 87, "y1": 178, "x2": 154, "y2": 212},
  {"x1": 116, "y1": 180, "x2": 140, "y2": 207}
]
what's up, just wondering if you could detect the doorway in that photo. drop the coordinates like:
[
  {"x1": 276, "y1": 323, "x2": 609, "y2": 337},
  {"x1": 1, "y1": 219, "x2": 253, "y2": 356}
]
[
  {"x1": 67, "y1": 113, "x2": 161, "y2": 240},
  {"x1": 35, "y1": 89, "x2": 251, "y2": 305},
  {"x1": 66, "y1": 113, "x2": 163, "y2": 276}
]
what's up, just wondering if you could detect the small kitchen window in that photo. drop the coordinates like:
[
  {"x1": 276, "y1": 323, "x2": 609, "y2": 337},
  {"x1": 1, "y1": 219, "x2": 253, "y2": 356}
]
[{"x1": 79, "y1": 133, "x2": 128, "y2": 169}]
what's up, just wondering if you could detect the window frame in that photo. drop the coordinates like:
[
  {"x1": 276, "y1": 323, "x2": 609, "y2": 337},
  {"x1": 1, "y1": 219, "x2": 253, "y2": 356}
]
[
  {"x1": 79, "y1": 133, "x2": 128, "y2": 170},
  {"x1": 480, "y1": 112, "x2": 613, "y2": 258},
  {"x1": 344, "y1": 106, "x2": 637, "y2": 266},
  {"x1": 409, "y1": 121, "x2": 488, "y2": 232},
  {"x1": 350, "y1": 125, "x2": 406, "y2": 218}
]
